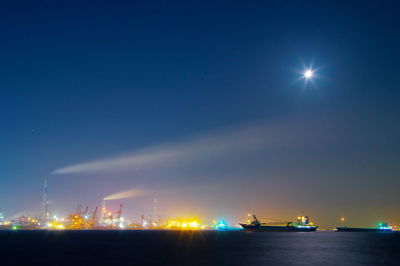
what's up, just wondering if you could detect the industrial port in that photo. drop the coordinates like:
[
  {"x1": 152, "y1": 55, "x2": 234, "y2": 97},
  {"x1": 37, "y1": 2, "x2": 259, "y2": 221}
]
[
  {"x1": 0, "y1": 177, "x2": 397, "y2": 232},
  {"x1": 0, "y1": 177, "x2": 234, "y2": 231}
]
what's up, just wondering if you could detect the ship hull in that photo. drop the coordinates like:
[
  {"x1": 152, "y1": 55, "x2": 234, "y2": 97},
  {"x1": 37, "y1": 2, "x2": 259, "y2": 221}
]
[
  {"x1": 336, "y1": 227, "x2": 392, "y2": 232},
  {"x1": 240, "y1": 224, "x2": 317, "y2": 232}
]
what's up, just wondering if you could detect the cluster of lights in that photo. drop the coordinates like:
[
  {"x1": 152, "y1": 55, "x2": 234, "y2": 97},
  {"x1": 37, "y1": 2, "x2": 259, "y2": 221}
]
[
  {"x1": 165, "y1": 218, "x2": 203, "y2": 230},
  {"x1": 47, "y1": 221, "x2": 65, "y2": 230},
  {"x1": 294, "y1": 216, "x2": 315, "y2": 228},
  {"x1": 0, "y1": 215, "x2": 40, "y2": 229},
  {"x1": 297, "y1": 216, "x2": 311, "y2": 224},
  {"x1": 101, "y1": 214, "x2": 125, "y2": 227},
  {"x1": 213, "y1": 220, "x2": 227, "y2": 229},
  {"x1": 377, "y1": 222, "x2": 392, "y2": 231}
]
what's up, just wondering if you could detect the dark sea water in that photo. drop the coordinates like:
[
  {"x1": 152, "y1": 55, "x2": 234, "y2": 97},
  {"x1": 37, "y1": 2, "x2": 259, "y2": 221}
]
[{"x1": 1, "y1": 230, "x2": 399, "y2": 266}]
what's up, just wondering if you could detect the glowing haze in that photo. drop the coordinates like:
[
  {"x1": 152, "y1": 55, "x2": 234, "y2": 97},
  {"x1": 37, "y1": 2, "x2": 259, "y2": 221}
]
[{"x1": 49, "y1": 112, "x2": 400, "y2": 227}]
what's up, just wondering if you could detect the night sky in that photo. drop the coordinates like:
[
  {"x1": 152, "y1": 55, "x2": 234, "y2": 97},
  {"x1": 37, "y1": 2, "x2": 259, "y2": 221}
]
[{"x1": 1, "y1": 1, "x2": 399, "y2": 227}]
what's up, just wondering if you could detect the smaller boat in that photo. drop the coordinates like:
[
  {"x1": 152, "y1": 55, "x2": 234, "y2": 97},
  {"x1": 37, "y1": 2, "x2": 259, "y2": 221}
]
[
  {"x1": 240, "y1": 214, "x2": 318, "y2": 232},
  {"x1": 336, "y1": 222, "x2": 392, "y2": 232}
]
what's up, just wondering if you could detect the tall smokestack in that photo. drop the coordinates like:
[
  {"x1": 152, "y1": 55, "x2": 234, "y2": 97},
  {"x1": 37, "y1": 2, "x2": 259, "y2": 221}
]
[
  {"x1": 41, "y1": 177, "x2": 49, "y2": 221},
  {"x1": 101, "y1": 199, "x2": 106, "y2": 220}
]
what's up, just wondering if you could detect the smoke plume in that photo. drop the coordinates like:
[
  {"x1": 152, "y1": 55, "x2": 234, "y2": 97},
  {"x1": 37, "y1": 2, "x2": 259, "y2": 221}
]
[
  {"x1": 52, "y1": 115, "x2": 336, "y2": 175},
  {"x1": 103, "y1": 188, "x2": 149, "y2": 200}
]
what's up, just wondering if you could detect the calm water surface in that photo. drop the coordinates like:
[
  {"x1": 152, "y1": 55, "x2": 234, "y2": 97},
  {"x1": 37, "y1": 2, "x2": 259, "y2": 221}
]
[{"x1": 1, "y1": 230, "x2": 399, "y2": 265}]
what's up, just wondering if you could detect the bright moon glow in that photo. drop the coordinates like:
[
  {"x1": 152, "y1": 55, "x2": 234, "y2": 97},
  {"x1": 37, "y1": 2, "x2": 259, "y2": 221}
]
[{"x1": 304, "y1": 69, "x2": 313, "y2": 79}]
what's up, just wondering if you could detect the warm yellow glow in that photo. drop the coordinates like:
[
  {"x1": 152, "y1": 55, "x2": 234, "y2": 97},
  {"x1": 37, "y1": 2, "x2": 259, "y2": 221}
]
[
  {"x1": 188, "y1": 221, "x2": 199, "y2": 228},
  {"x1": 165, "y1": 218, "x2": 202, "y2": 230},
  {"x1": 166, "y1": 220, "x2": 181, "y2": 228},
  {"x1": 47, "y1": 221, "x2": 65, "y2": 230}
]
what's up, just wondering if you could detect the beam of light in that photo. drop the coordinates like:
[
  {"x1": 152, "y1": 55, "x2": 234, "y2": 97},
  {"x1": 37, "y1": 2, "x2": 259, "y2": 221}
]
[
  {"x1": 52, "y1": 115, "x2": 333, "y2": 175},
  {"x1": 52, "y1": 148, "x2": 184, "y2": 174},
  {"x1": 103, "y1": 188, "x2": 149, "y2": 200},
  {"x1": 52, "y1": 122, "x2": 283, "y2": 175}
]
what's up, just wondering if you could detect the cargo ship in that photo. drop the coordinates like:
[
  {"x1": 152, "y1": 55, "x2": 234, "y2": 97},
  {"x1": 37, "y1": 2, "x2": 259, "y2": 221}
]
[
  {"x1": 240, "y1": 214, "x2": 318, "y2": 232},
  {"x1": 336, "y1": 222, "x2": 392, "y2": 232}
]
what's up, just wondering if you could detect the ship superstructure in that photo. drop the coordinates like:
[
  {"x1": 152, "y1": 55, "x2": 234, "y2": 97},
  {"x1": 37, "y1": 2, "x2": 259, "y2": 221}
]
[{"x1": 240, "y1": 214, "x2": 318, "y2": 232}]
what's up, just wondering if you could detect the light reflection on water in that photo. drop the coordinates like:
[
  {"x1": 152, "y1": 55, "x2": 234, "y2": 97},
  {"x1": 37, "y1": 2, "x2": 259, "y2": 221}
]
[{"x1": 1, "y1": 230, "x2": 399, "y2": 265}]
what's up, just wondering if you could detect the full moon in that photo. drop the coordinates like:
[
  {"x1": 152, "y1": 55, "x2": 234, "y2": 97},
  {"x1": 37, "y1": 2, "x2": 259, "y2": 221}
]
[{"x1": 304, "y1": 69, "x2": 313, "y2": 79}]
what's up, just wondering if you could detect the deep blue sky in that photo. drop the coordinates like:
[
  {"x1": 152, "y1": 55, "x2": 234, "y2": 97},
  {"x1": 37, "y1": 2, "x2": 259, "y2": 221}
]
[{"x1": 1, "y1": 1, "x2": 399, "y2": 226}]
